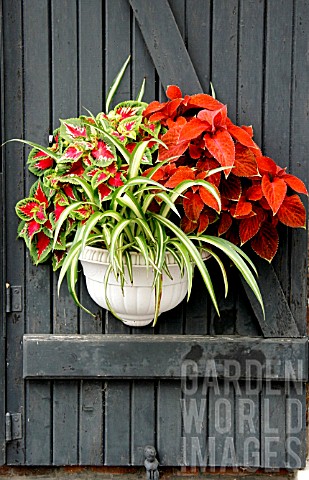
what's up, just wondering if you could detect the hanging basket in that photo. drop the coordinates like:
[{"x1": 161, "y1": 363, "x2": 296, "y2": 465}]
[{"x1": 79, "y1": 246, "x2": 202, "y2": 327}]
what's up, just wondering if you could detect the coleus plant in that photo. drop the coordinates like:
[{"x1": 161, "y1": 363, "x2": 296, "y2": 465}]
[
  {"x1": 11, "y1": 58, "x2": 265, "y2": 324},
  {"x1": 143, "y1": 85, "x2": 308, "y2": 262}
]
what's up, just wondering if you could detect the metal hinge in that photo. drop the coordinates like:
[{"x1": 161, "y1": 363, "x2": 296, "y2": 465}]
[
  {"x1": 5, "y1": 284, "x2": 22, "y2": 313},
  {"x1": 5, "y1": 413, "x2": 22, "y2": 442}
]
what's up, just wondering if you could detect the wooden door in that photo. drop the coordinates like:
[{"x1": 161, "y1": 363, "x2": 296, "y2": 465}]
[{"x1": 1, "y1": 0, "x2": 308, "y2": 469}]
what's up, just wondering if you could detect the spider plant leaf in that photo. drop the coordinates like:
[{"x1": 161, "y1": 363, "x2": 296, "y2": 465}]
[
  {"x1": 109, "y1": 219, "x2": 133, "y2": 271},
  {"x1": 116, "y1": 190, "x2": 146, "y2": 220},
  {"x1": 124, "y1": 249, "x2": 133, "y2": 284},
  {"x1": 160, "y1": 179, "x2": 221, "y2": 218},
  {"x1": 57, "y1": 238, "x2": 83, "y2": 296},
  {"x1": 135, "y1": 217, "x2": 156, "y2": 243},
  {"x1": 66, "y1": 248, "x2": 95, "y2": 316},
  {"x1": 134, "y1": 235, "x2": 150, "y2": 270},
  {"x1": 53, "y1": 201, "x2": 94, "y2": 249},
  {"x1": 192, "y1": 235, "x2": 264, "y2": 317},
  {"x1": 105, "y1": 55, "x2": 131, "y2": 112},
  {"x1": 66, "y1": 176, "x2": 97, "y2": 204},
  {"x1": 81, "y1": 211, "x2": 104, "y2": 251},
  {"x1": 153, "y1": 219, "x2": 167, "y2": 286},
  {"x1": 202, "y1": 247, "x2": 229, "y2": 298},
  {"x1": 128, "y1": 138, "x2": 166, "y2": 180},
  {"x1": 169, "y1": 240, "x2": 193, "y2": 298},
  {"x1": 152, "y1": 213, "x2": 220, "y2": 316},
  {"x1": 152, "y1": 273, "x2": 163, "y2": 327},
  {"x1": 210, "y1": 81, "x2": 216, "y2": 99},
  {"x1": 3, "y1": 138, "x2": 60, "y2": 161},
  {"x1": 136, "y1": 77, "x2": 146, "y2": 102}
]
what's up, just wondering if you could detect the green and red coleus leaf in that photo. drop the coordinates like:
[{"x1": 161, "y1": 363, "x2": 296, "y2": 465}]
[
  {"x1": 31, "y1": 231, "x2": 53, "y2": 264},
  {"x1": 91, "y1": 139, "x2": 116, "y2": 166},
  {"x1": 28, "y1": 148, "x2": 54, "y2": 175},
  {"x1": 60, "y1": 118, "x2": 87, "y2": 141},
  {"x1": 16, "y1": 198, "x2": 44, "y2": 222}
]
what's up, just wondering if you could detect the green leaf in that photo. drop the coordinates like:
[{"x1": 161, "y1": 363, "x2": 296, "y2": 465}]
[
  {"x1": 4, "y1": 139, "x2": 60, "y2": 161},
  {"x1": 105, "y1": 55, "x2": 131, "y2": 112},
  {"x1": 128, "y1": 139, "x2": 166, "y2": 180},
  {"x1": 136, "y1": 78, "x2": 146, "y2": 102},
  {"x1": 53, "y1": 201, "x2": 95, "y2": 249}
]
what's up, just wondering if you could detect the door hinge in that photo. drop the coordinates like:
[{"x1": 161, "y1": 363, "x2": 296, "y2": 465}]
[
  {"x1": 5, "y1": 413, "x2": 22, "y2": 442},
  {"x1": 5, "y1": 284, "x2": 22, "y2": 313}
]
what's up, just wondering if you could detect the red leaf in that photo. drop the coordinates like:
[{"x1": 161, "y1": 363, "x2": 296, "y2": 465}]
[
  {"x1": 261, "y1": 175, "x2": 287, "y2": 215},
  {"x1": 218, "y1": 212, "x2": 232, "y2": 236},
  {"x1": 36, "y1": 232, "x2": 51, "y2": 260},
  {"x1": 166, "y1": 85, "x2": 182, "y2": 99},
  {"x1": 34, "y1": 157, "x2": 54, "y2": 171},
  {"x1": 66, "y1": 160, "x2": 85, "y2": 176},
  {"x1": 164, "y1": 166, "x2": 195, "y2": 188},
  {"x1": 183, "y1": 191, "x2": 204, "y2": 222},
  {"x1": 197, "y1": 212, "x2": 210, "y2": 235},
  {"x1": 27, "y1": 219, "x2": 41, "y2": 238},
  {"x1": 180, "y1": 215, "x2": 197, "y2": 234},
  {"x1": 54, "y1": 203, "x2": 66, "y2": 222},
  {"x1": 98, "y1": 183, "x2": 112, "y2": 201},
  {"x1": 33, "y1": 182, "x2": 48, "y2": 206},
  {"x1": 239, "y1": 215, "x2": 261, "y2": 245},
  {"x1": 187, "y1": 93, "x2": 224, "y2": 111},
  {"x1": 280, "y1": 173, "x2": 308, "y2": 195},
  {"x1": 109, "y1": 172, "x2": 124, "y2": 187},
  {"x1": 226, "y1": 119, "x2": 258, "y2": 150},
  {"x1": 92, "y1": 140, "x2": 115, "y2": 160},
  {"x1": 143, "y1": 101, "x2": 165, "y2": 118},
  {"x1": 189, "y1": 143, "x2": 202, "y2": 159},
  {"x1": 179, "y1": 118, "x2": 211, "y2": 141},
  {"x1": 158, "y1": 127, "x2": 189, "y2": 161},
  {"x1": 197, "y1": 105, "x2": 227, "y2": 132},
  {"x1": 251, "y1": 221, "x2": 279, "y2": 262},
  {"x1": 220, "y1": 174, "x2": 241, "y2": 201},
  {"x1": 257, "y1": 156, "x2": 277, "y2": 176},
  {"x1": 234, "y1": 196, "x2": 253, "y2": 218},
  {"x1": 233, "y1": 143, "x2": 259, "y2": 177},
  {"x1": 63, "y1": 185, "x2": 77, "y2": 200},
  {"x1": 246, "y1": 185, "x2": 263, "y2": 201},
  {"x1": 277, "y1": 195, "x2": 306, "y2": 228},
  {"x1": 204, "y1": 129, "x2": 235, "y2": 177},
  {"x1": 17, "y1": 200, "x2": 40, "y2": 220},
  {"x1": 199, "y1": 185, "x2": 220, "y2": 212},
  {"x1": 64, "y1": 146, "x2": 83, "y2": 161}
]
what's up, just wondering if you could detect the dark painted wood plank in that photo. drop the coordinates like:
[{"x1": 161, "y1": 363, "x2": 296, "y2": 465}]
[
  {"x1": 104, "y1": 381, "x2": 131, "y2": 465},
  {"x1": 25, "y1": 381, "x2": 51, "y2": 465},
  {"x1": 104, "y1": 1, "x2": 132, "y2": 466},
  {"x1": 285, "y1": 383, "x2": 307, "y2": 468},
  {"x1": 261, "y1": 382, "x2": 285, "y2": 468},
  {"x1": 289, "y1": 0, "x2": 309, "y2": 336},
  {"x1": 51, "y1": 1, "x2": 79, "y2": 466},
  {"x1": 22, "y1": 1, "x2": 52, "y2": 465},
  {"x1": 131, "y1": 381, "x2": 155, "y2": 465},
  {"x1": 157, "y1": 380, "x2": 183, "y2": 466},
  {"x1": 52, "y1": 380, "x2": 78, "y2": 465},
  {"x1": 186, "y1": 0, "x2": 211, "y2": 93},
  {"x1": 79, "y1": 380, "x2": 104, "y2": 465},
  {"x1": 212, "y1": 0, "x2": 238, "y2": 120},
  {"x1": 23, "y1": 334, "x2": 308, "y2": 381},
  {"x1": 241, "y1": 260, "x2": 300, "y2": 337},
  {"x1": 208, "y1": 382, "x2": 235, "y2": 467},
  {"x1": 181, "y1": 380, "x2": 207, "y2": 467},
  {"x1": 235, "y1": 382, "x2": 261, "y2": 467},
  {"x1": 185, "y1": 272, "x2": 209, "y2": 335},
  {"x1": 3, "y1": 0, "x2": 26, "y2": 465},
  {"x1": 129, "y1": 0, "x2": 202, "y2": 94}
]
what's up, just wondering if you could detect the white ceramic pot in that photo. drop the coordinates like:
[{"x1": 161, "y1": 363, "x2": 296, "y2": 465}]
[{"x1": 79, "y1": 246, "x2": 191, "y2": 327}]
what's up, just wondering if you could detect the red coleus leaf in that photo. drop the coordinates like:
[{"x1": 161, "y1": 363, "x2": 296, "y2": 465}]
[
  {"x1": 220, "y1": 174, "x2": 241, "y2": 201},
  {"x1": 189, "y1": 143, "x2": 202, "y2": 159},
  {"x1": 164, "y1": 166, "x2": 195, "y2": 188},
  {"x1": 246, "y1": 184, "x2": 263, "y2": 201},
  {"x1": 166, "y1": 85, "x2": 182, "y2": 99},
  {"x1": 108, "y1": 172, "x2": 124, "y2": 187},
  {"x1": 218, "y1": 212, "x2": 233, "y2": 236},
  {"x1": 239, "y1": 215, "x2": 261, "y2": 245},
  {"x1": 158, "y1": 126, "x2": 190, "y2": 161},
  {"x1": 204, "y1": 129, "x2": 235, "y2": 177},
  {"x1": 98, "y1": 183, "x2": 112, "y2": 201},
  {"x1": 36, "y1": 231, "x2": 52, "y2": 261},
  {"x1": 180, "y1": 215, "x2": 197, "y2": 234},
  {"x1": 63, "y1": 185, "x2": 77, "y2": 200},
  {"x1": 279, "y1": 173, "x2": 308, "y2": 195},
  {"x1": 257, "y1": 156, "x2": 277, "y2": 176},
  {"x1": 16, "y1": 199, "x2": 40, "y2": 221},
  {"x1": 226, "y1": 118, "x2": 258, "y2": 150},
  {"x1": 183, "y1": 191, "x2": 204, "y2": 222},
  {"x1": 234, "y1": 196, "x2": 253, "y2": 218},
  {"x1": 180, "y1": 118, "x2": 211, "y2": 141},
  {"x1": 196, "y1": 158, "x2": 221, "y2": 187},
  {"x1": 54, "y1": 203, "x2": 66, "y2": 222},
  {"x1": 33, "y1": 182, "x2": 48, "y2": 206},
  {"x1": 197, "y1": 212, "x2": 210, "y2": 235},
  {"x1": 92, "y1": 140, "x2": 115, "y2": 161},
  {"x1": 53, "y1": 251, "x2": 66, "y2": 270},
  {"x1": 233, "y1": 143, "x2": 259, "y2": 177},
  {"x1": 197, "y1": 105, "x2": 227, "y2": 132},
  {"x1": 261, "y1": 174, "x2": 287, "y2": 215},
  {"x1": 64, "y1": 146, "x2": 83, "y2": 161},
  {"x1": 143, "y1": 101, "x2": 165, "y2": 118},
  {"x1": 34, "y1": 157, "x2": 54, "y2": 171},
  {"x1": 251, "y1": 221, "x2": 279, "y2": 262},
  {"x1": 63, "y1": 122, "x2": 87, "y2": 138},
  {"x1": 277, "y1": 195, "x2": 306, "y2": 228},
  {"x1": 66, "y1": 159, "x2": 85, "y2": 176},
  {"x1": 27, "y1": 219, "x2": 41, "y2": 238},
  {"x1": 187, "y1": 93, "x2": 224, "y2": 111},
  {"x1": 199, "y1": 185, "x2": 220, "y2": 212}
]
